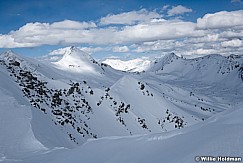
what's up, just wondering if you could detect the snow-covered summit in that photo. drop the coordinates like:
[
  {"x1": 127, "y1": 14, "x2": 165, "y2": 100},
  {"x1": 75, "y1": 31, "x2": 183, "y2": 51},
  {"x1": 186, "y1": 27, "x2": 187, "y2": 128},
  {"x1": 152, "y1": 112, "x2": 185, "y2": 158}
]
[
  {"x1": 148, "y1": 52, "x2": 180, "y2": 72},
  {"x1": 53, "y1": 46, "x2": 101, "y2": 73},
  {"x1": 0, "y1": 50, "x2": 23, "y2": 61}
]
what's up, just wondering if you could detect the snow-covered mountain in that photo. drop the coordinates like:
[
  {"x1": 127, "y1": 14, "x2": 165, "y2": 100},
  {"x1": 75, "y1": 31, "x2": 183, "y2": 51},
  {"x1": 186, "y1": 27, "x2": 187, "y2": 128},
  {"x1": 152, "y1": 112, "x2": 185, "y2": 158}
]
[
  {"x1": 102, "y1": 57, "x2": 152, "y2": 72},
  {"x1": 148, "y1": 53, "x2": 243, "y2": 85},
  {"x1": 0, "y1": 48, "x2": 243, "y2": 162},
  {"x1": 53, "y1": 46, "x2": 103, "y2": 74}
]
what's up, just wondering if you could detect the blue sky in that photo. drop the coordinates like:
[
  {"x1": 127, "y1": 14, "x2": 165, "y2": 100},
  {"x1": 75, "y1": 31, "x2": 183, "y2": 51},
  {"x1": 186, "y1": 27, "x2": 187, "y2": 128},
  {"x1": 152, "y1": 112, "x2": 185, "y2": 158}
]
[{"x1": 0, "y1": 0, "x2": 243, "y2": 59}]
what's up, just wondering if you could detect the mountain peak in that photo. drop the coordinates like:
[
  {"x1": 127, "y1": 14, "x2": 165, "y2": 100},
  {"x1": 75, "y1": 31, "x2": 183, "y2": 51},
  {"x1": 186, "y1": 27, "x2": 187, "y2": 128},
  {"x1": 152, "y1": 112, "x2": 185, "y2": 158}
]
[
  {"x1": 62, "y1": 46, "x2": 83, "y2": 56},
  {"x1": 164, "y1": 52, "x2": 180, "y2": 60},
  {"x1": 0, "y1": 50, "x2": 17, "y2": 58},
  {"x1": 70, "y1": 46, "x2": 75, "y2": 50},
  {"x1": 0, "y1": 50, "x2": 25, "y2": 63},
  {"x1": 148, "y1": 53, "x2": 180, "y2": 72},
  {"x1": 52, "y1": 47, "x2": 101, "y2": 73},
  {"x1": 68, "y1": 46, "x2": 80, "y2": 54},
  {"x1": 62, "y1": 46, "x2": 94, "y2": 62}
]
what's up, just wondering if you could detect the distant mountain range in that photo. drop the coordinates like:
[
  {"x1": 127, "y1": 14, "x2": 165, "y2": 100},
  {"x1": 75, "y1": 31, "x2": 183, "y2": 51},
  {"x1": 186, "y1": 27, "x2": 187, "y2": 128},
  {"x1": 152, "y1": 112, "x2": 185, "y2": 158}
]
[{"x1": 102, "y1": 57, "x2": 152, "y2": 72}]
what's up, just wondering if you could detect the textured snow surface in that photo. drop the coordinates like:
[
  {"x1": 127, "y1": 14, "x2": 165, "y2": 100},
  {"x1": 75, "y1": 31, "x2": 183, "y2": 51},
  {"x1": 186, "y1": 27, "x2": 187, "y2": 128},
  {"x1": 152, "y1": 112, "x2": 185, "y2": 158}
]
[{"x1": 21, "y1": 104, "x2": 243, "y2": 163}]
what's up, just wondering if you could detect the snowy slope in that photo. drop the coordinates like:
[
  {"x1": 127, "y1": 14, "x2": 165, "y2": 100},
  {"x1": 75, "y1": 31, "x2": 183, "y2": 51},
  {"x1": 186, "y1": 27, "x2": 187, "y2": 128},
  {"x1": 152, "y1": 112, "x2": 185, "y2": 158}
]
[
  {"x1": 0, "y1": 68, "x2": 46, "y2": 161},
  {"x1": 19, "y1": 102, "x2": 243, "y2": 163},
  {"x1": 146, "y1": 53, "x2": 243, "y2": 104},
  {"x1": 0, "y1": 49, "x2": 243, "y2": 162}
]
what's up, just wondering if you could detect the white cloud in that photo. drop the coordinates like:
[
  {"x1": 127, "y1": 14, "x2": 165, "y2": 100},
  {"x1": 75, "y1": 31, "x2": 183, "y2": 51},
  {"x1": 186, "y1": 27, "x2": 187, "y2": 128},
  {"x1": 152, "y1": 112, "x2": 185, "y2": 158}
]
[
  {"x1": 104, "y1": 56, "x2": 121, "y2": 59},
  {"x1": 5, "y1": 22, "x2": 96, "y2": 47},
  {"x1": 231, "y1": 0, "x2": 242, "y2": 3},
  {"x1": 51, "y1": 20, "x2": 96, "y2": 29},
  {"x1": 100, "y1": 9, "x2": 161, "y2": 25},
  {"x1": 79, "y1": 47, "x2": 107, "y2": 54},
  {"x1": 0, "y1": 34, "x2": 38, "y2": 48},
  {"x1": 1, "y1": 9, "x2": 243, "y2": 57},
  {"x1": 221, "y1": 39, "x2": 242, "y2": 47},
  {"x1": 197, "y1": 10, "x2": 243, "y2": 29},
  {"x1": 167, "y1": 5, "x2": 192, "y2": 16},
  {"x1": 49, "y1": 46, "x2": 107, "y2": 55},
  {"x1": 0, "y1": 19, "x2": 203, "y2": 47},
  {"x1": 49, "y1": 47, "x2": 71, "y2": 55},
  {"x1": 114, "y1": 21, "x2": 203, "y2": 44},
  {"x1": 219, "y1": 30, "x2": 243, "y2": 39},
  {"x1": 132, "y1": 34, "x2": 243, "y2": 57},
  {"x1": 112, "y1": 46, "x2": 129, "y2": 52},
  {"x1": 0, "y1": 35, "x2": 16, "y2": 48},
  {"x1": 192, "y1": 48, "x2": 217, "y2": 55}
]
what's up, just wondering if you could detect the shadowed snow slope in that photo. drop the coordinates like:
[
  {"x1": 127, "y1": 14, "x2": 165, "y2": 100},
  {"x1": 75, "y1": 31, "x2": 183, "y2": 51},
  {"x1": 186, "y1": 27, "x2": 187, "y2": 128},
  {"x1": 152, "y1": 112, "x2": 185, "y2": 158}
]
[
  {"x1": 21, "y1": 103, "x2": 243, "y2": 163},
  {"x1": 0, "y1": 67, "x2": 47, "y2": 160}
]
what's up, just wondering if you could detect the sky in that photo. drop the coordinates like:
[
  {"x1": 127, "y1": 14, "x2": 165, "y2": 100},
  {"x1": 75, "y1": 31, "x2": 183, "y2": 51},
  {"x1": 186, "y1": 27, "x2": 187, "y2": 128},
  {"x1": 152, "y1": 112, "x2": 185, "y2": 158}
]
[{"x1": 0, "y1": 0, "x2": 243, "y2": 59}]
